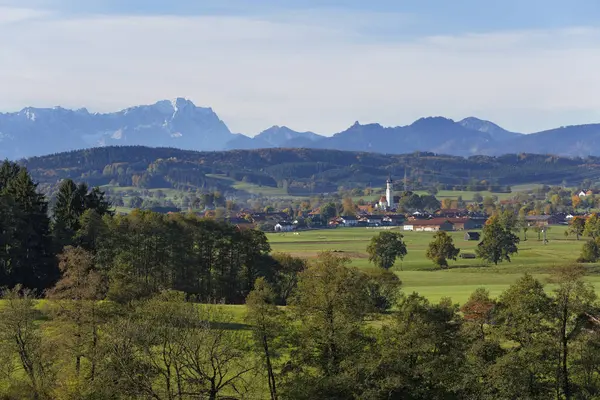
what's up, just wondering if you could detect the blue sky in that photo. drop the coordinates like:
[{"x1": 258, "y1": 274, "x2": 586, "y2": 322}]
[{"x1": 1, "y1": 0, "x2": 600, "y2": 134}]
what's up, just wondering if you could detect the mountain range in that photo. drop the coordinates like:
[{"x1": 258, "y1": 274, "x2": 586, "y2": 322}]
[{"x1": 2, "y1": 98, "x2": 600, "y2": 159}]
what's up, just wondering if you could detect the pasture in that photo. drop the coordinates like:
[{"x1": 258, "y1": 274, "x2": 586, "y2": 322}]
[{"x1": 267, "y1": 225, "x2": 599, "y2": 304}]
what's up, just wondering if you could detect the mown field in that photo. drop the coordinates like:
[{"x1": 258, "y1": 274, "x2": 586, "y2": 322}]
[{"x1": 267, "y1": 225, "x2": 597, "y2": 304}]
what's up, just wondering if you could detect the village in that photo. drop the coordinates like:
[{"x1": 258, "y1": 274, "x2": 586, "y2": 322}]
[{"x1": 221, "y1": 177, "x2": 588, "y2": 236}]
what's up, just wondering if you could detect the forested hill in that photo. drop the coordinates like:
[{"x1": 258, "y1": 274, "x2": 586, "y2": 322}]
[{"x1": 21, "y1": 146, "x2": 600, "y2": 196}]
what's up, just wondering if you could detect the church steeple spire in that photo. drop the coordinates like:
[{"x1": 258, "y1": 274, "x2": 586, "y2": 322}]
[{"x1": 386, "y1": 175, "x2": 393, "y2": 209}]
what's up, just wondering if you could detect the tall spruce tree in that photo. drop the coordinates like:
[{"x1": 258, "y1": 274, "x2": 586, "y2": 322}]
[
  {"x1": 0, "y1": 161, "x2": 56, "y2": 290},
  {"x1": 52, "y1": 179, "x2": 112, "y2": 248}
]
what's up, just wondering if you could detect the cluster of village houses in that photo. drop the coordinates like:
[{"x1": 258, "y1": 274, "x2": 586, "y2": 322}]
[
  {"x1": 225, "y1": 208, "x2": 571, "y2": 237},
  {"x1": 223, "y1": 179, "x2": 582, "y2": 234}
]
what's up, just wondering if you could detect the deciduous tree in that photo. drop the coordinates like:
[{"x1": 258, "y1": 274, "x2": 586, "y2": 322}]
[
  {"x1": 584, "y1": 213, "x2": 600, "y2": 239},
  {"x1": 549, "y1": 266, "x2": 597, "y2": 400},
  {"x1": 426, "y1": 231, "x2": 460, "y2": 268},
  {"x1": 289, "y1": 251, "x2": 371, "y2": 377},
  {"x1": 366, "y1": 231, "x2": 408, "y2": 270},
  {"x1": 568, "y1": 216, "x2": 586, "y2": 241},
  {"x1": 46, "y1": 246, "x2": 107, "y2": 388},
  {"x1": 476, "y1": 216, "x2": 520, "y2": 265},
  {"x1": 246, "y1": 278, "x2": 284, "y2": 400},
  {"x1": 491, "y1": 274, "x2": 555, "y2": 399},
  {"x1": 0, "y1": 286, "x2": 54, "y2": 399},
  {"x1": 270, "y1": 252, "x2": 307, "y2": 305}
]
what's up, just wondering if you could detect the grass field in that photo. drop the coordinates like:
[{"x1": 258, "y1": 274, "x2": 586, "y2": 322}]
[
  {"x1": 267, "y1": 225, "x2": 598, "y2": 304},
  {"x1": 206, "y1": 174, "x2": 307, "y2": 199}
]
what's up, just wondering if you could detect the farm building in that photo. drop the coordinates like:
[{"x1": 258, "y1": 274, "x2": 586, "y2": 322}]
[
  {"x1": 404, "y1": 218, "x2": 455, "y2": 232},
  {"x1": 434, "y1": 208, "x2": 468, "y2": 218},
  {"x1": 226, "y1": 217, "x2": 256, "y2": 230},
  {"x1": 448, "y1": 217, "x2": 480, "y2": 231},
  {"x1": 383, "y1": 214, "x2": 405, "y2": 226},
  {"x1": 464, "y1": 232, "x2": 480, "y2": 241},
  {"x1": 525, "y1": 215, "x2": 564, "y2": 226}
]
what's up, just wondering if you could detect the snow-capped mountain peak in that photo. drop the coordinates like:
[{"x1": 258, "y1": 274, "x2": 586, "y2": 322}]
[{"x1": 0, "y1": 98, "x2": 235, "y2": 159}]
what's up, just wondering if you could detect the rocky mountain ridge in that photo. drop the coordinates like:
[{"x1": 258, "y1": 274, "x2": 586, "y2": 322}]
[{"x1": 2, "y1": 98, "x2": 599, "y2": 159}]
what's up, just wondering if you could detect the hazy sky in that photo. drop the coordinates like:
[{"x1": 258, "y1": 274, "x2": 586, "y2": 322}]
[{"x1": 1, "y1": 0, "x2": 600, "y2": 135}]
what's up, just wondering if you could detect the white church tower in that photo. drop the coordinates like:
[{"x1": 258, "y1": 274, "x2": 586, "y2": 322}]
[{"x1": 386, "y1": 176, "x2": 394, "y2": 209}]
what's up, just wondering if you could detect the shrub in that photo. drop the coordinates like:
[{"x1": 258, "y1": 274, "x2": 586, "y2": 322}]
[{"x1": 579, "y1": 239, "x2": 600, "y2": 263}]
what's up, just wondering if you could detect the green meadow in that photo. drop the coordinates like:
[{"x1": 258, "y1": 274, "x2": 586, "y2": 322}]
[{"x1": 267, "y1": 225, "x2": 598, "y2": 304}]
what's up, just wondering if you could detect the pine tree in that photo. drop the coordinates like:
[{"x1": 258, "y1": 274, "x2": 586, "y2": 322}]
[
  {"x1": 52, "y1": 179, "x2": 87, "y2": 246},
  {"x1": 52, "y1": 179, "x2": 112, "y2": 249},
  {"x1": 0, "y1": 162, "x2": 56, "y2": 290}
]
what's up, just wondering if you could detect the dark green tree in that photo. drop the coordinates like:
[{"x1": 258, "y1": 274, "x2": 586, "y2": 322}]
[
  {"x1": 579, "y1": 239, "x2": 600, "y2": 263},
  {"x1": 52, "y1": 179, "x2": 112, "y2": 248},
  {"x1": 363, "y1": 268, "x2": 402, "y2": 312},
  {"x1": 366, "y1": 294, "x2": 467, "y2": 399},
  {"x1": 549, "y1": 266, "x2": 597, "y2": 400},
  {"x1": 320, "y1": 202, "x2": 337, "y2": 221},
  {"x1": 73, "y1": 209, "x2": 108, "y2": 253},
  {"x1": 289, "y1": 251, "x2": 371, "y2": 377},
  {"x1": 367, "y1": 231, "x2": 407, "y2": 270},
  {"x1": 52, "y1": 179, "x2": 87, "y2": 246},
  {"x1": 491, "y1": 274, "x2": 555, "y2": 399},
  {"x1": 476, "y1": 215, "x2": 520, "y2": 265},
  {"x1": 0, "y1": 161, "x2": 56, "y2": 290},
  {"x1": 426, "y1": 231, "x2": 460, "y2": 268},
  {"x1": 269, "y1": 252, "x2": 307, "y2": 305}
]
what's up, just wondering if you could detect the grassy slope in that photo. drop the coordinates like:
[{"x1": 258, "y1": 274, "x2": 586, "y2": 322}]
[
  {"x1": 267, "y1": 226, "x2": 596, "y2": 304},
  {"x1": 206, "y1": 174, "x2": 306, "y2": 199}
]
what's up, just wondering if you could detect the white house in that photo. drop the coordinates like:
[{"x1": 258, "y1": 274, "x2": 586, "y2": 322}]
[{"x1": 274, "y1": 222, "x2": 295, "y2": 232}]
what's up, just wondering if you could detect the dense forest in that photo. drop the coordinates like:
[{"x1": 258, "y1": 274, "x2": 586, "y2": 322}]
[
  {"x1": 20, "y1": 146, "x2": 600, "y2": 199},
  {"x1": 0, "y1": 160, "x2": 280, "y2": 301}
]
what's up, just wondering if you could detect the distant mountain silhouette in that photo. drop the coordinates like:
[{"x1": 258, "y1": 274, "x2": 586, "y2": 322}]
[
  {"x1": 0, "y1": 98, "x2": 233, "y2": 159},
  {"x1": 226, "y1": 125, "x2": 323, "y2": 150},
  {"x1": 2, "y1": 98, "x2": 600, "y2": 159},
  {"x1": 458, "y1": 117, "x2": 523, "y2": 141}
]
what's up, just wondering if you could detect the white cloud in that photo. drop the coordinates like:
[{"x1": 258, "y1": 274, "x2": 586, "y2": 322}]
[
  {"x1": 1, "y1": 7, "x2": 600, "y2": 134},
  {"x1": 0, "y1": 6, "x2": 50, "y2": 24}
]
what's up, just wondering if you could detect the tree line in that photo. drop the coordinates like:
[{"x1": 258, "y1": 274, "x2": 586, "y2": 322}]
[
  {"x1": 0, "y1": 160, "x2": 292, "y2": 302},
  {"x1": 366, "y1": 214, "x2": 521, "y2": 270},
  {"x1": 24, "y1": 146, "x2": 600, "y2": 202}
]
